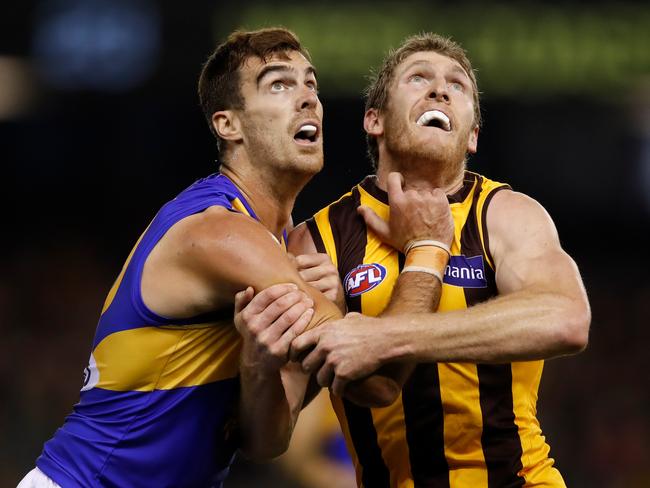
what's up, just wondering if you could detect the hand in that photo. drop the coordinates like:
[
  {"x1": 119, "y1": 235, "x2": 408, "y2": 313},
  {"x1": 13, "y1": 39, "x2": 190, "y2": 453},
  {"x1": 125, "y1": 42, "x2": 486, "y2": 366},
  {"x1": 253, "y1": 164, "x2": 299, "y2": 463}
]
[
  {"x1": 293, "y1": 253, "x2": 345, "y2": 313},
  {"x1": 290, "y1": 312, "x2": 385, "y2": 397},
  {"x1": 234, "y1": 283, "x2": 314, "y2": 373},
  {"x1": 357, "y1": 172, "x2": 454, "y2": 252}
]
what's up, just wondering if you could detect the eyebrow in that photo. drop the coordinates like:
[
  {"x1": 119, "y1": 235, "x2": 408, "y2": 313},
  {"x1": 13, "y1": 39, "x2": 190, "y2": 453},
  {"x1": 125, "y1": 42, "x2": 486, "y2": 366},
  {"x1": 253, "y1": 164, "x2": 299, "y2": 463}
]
[
  {"x1": 256, "y1": 64, "x2": 317, "y2": 85},
  {"x1": 402, "y1": 59, "x2": 471, "y2": 81},
  {"x1": 449, "y1": 64, "x2": 471, "y2": 81}
]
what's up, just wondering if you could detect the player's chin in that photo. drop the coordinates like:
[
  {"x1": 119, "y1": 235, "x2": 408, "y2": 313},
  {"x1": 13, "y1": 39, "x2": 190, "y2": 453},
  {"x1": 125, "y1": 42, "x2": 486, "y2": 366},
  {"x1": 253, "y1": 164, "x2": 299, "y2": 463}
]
[{"x1": 293, "y1": 153, "x2": 323, "y2": 174}]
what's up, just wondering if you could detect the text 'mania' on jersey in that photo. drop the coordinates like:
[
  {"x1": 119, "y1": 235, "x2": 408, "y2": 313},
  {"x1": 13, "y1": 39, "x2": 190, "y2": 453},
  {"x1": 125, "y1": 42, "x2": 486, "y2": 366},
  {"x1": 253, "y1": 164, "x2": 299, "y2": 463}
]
[
  {"x1": 344, "y1": 263, "x2": 387, "y2": 297},
  {"x1": 444, "y1": 255, "x2": 487, "y2": 288}
]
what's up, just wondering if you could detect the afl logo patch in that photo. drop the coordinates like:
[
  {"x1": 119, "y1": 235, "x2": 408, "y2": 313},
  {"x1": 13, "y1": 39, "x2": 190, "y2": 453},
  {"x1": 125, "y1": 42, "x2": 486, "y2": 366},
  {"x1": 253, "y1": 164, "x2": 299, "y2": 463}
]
[{"x1": 344, "y1": 263, "x2": 387, "y2": 297}]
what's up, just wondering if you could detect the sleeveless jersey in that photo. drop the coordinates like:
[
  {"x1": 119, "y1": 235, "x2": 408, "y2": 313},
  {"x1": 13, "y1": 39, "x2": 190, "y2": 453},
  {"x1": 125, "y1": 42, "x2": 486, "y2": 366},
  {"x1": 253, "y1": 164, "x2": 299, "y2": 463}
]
[
  {"x1": 306, "y1": 172, "x2": 565, "y2": 488},
  {"x1": 37, "y1": 173, "x2": 280, "y2": 488}
]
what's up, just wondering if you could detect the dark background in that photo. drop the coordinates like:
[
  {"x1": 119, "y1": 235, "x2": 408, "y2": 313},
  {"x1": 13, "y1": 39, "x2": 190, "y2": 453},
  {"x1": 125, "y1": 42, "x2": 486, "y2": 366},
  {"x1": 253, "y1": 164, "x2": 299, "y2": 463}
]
[{"x1": 1, "y1": 1, "x2": 649, "y2": 487}]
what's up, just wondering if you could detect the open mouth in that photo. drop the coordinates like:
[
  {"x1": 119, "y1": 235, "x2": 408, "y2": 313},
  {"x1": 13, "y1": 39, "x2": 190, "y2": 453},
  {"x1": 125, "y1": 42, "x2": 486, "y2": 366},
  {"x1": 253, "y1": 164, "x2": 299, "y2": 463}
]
[
  {"x1": 294, "y1": 124, "x2": 319, "y2": 144},
  {"x1": 416, "y1": 110, "x2": 451, "y2": 132}
]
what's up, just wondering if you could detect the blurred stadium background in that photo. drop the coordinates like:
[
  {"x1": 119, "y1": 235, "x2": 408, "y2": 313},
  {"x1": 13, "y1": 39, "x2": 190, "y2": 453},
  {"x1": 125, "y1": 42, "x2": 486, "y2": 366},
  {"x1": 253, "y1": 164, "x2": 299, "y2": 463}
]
[{"x1": 1, "y1": 1, "x2": 649, "y2": 486}]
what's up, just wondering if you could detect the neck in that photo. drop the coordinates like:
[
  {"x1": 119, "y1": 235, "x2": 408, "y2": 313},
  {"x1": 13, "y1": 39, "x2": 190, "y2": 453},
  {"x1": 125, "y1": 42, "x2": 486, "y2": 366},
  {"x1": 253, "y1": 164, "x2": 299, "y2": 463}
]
[
  {"x1": 375, "y1": 155, "x2": 466, "y2": 194},
  {"x1": 220, "y1": 162, "x2": 304, "y2": 240}
]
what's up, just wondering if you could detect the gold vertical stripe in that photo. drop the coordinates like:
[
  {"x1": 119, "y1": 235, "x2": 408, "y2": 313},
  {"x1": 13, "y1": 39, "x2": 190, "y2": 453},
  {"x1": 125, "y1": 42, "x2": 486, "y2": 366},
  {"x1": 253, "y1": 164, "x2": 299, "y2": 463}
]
[
  {"x1": 313, "y1": 205, "x2": 340, "y2": 268},
  {"x1": 330, "y1": 394, "x2": 363, "y2": 487},
  {"x1": 359, "y1": 187, "x2": 395, "y2": 317},
  {"x1": 511, "y1": 361, "x2": 566, "y2": 485},
  {"x1": 438, "y1": 362, "x2": 488, "y2": 487},
  {"x1": 370, "y1": 398, "x2": 414, "y2": 488},
  {"x1": 438, "y1": 177, "x2": 487, "y2": 486},
  {"x1": 357, "y1": 188, "x2": 413, "y2": 486}
]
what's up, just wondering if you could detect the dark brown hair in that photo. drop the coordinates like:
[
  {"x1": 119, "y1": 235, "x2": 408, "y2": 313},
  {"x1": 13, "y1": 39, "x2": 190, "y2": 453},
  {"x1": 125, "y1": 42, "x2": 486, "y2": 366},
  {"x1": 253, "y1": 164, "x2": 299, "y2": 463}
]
[
  {"x1": 198, "y1": 28, "x2": 310, "y2": 153},
  {"x1": 365, "y1": 33, "x2": 481, "y2": 166}
]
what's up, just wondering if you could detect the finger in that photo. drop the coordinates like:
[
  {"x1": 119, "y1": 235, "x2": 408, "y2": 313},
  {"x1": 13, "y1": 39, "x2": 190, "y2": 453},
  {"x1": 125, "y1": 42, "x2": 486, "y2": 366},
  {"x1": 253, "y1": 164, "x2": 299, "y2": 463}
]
[
  {"x1": 358, "y1": 205, "x2": 390, "y2": 241},
  {"x1": 277, "y1": 307, "x2": 314, "y2": 352},
  {"x1": 294, "y1": 253, "x2": 329, "y2": 269},
  {"x1": 301, "y1": 346, "x2": 327, "y2": 375},
  {"x1": 297, "y1": 265, "x2": 336, "y2": 284},
  {"x1": 286, "y1": 252, "x2": 298, "y2": 268},
  {"x1": 331, "y1": 376, "x2": 349, "y2": 398},
  {"x1": 243, "y1": 283, "x2": 299, "y2": 315},
  {"x1": 251, "y1": 290, "x2": 311, "y2": 332},
  {"x1": 316, "y1": 362, "x2": 335, "y2": 388},
  {"x1": 289, "y1": 329, "x2": 319, "y2": 362},
  {"x1": 386, "y1": 172, "x2": 405, "y2": 205},
  {"x1": 234, "y1": 287, "x2": 254, "y2": 314},
  {"x1": 267, "y1": 298, "x2": 314, "y2": 341}
]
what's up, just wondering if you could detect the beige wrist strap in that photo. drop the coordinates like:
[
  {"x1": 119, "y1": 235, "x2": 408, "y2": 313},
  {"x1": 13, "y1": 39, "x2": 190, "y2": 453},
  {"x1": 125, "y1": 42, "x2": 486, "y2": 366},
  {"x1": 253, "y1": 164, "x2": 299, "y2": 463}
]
[{"x1": 401, "y1": 245, "x2": 450, "y2": 283}]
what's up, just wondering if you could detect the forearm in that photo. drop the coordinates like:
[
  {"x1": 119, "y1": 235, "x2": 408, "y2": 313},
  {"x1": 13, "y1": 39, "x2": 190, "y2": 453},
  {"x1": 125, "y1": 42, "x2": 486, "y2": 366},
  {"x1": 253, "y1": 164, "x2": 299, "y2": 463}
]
[
  {"x1": 239, "y1": 358, "x2": 312, "y2": 460},
  {"x1": 385, "y1": 288, "x2": 590, "y2": 363},
  {"x1": 383, "y1": 270, "x2": 441, "y2": 315},
  {"x1": 239, "y1": 366, "x2": 295, "y2": 460}
]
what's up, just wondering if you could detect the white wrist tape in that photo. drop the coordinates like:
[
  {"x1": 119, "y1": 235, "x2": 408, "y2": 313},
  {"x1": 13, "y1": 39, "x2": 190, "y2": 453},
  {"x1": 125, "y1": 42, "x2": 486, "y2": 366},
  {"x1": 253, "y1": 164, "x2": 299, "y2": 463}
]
[
  {"x1": 404, "y1": 239, "x2": 451, "y2": 255},
  {"x1": 401, "y1": 265, "x2": 444, "y2": 283}
]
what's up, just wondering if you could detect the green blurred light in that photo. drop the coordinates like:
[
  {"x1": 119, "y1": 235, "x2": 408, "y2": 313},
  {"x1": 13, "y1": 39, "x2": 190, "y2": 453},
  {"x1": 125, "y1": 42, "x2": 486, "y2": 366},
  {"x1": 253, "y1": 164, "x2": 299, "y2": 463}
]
[{"x1": 214, "y1": 2, "x2": 650, "y2": 98}]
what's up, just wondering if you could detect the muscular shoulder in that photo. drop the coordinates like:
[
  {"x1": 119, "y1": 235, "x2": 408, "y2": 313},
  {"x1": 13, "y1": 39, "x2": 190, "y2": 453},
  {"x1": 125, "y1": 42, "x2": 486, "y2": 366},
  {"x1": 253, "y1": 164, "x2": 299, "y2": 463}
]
[
  {"x1": 142, "y1": 205, "x2": 298, "y2": 317},
  {"x1": 487, "y1": 190, "x2": 560, "y2": 258},
  {"x1": 174, "y1": 206, "x2": 292, "y2": 290}
]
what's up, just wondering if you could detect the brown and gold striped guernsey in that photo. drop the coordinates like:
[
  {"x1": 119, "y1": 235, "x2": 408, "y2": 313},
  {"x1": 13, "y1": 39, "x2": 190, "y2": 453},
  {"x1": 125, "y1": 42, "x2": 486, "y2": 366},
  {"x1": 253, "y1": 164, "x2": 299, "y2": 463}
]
[{"x1": 306, "y1": 171, "x2": 565, "y2": 488}]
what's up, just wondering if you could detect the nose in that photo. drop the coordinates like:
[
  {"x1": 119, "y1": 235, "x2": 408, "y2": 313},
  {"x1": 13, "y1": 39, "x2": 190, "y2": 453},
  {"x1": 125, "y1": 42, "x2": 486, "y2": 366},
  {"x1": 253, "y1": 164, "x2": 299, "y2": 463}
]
[
  {"x1": 298, "y1": 85, "x2": 319, "y2": 111},
  {"x1": 427, "y1": 76, "x2": 449, "y2": 103}
]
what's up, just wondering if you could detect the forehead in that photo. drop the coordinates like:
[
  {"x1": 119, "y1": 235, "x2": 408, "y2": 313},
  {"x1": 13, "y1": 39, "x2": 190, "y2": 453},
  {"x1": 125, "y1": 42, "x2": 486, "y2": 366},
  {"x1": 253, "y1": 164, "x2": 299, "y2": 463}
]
[
  {"x1": 240, "y1": 50, "x2": 314, "y2": 82},
  {"x1": 396, "y1": 50, "x2": 469, "y2": 78}
]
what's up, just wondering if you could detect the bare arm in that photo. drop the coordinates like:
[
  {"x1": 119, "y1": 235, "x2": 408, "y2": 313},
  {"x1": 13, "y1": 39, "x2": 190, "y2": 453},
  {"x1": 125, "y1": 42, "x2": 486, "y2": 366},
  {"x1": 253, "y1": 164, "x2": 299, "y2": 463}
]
[
  {"x1": 387, "y1": 190, "x2": 591, "y2": 363},
  {"x1": 142, "y1": 206, "x2": 340, "y2": 460},
  {"x1": 293, "y1": 190, "x2": 590, "y2": 379}
]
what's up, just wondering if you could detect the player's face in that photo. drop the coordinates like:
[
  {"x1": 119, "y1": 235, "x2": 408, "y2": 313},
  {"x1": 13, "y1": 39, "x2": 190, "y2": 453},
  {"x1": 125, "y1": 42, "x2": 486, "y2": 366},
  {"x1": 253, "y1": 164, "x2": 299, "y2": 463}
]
[
  {"x1": 237, "y1": 51, "x2": 323, "y2": 176},
  {"x1": 379, "y1": 51, "x2": 478, "y2": 166}
]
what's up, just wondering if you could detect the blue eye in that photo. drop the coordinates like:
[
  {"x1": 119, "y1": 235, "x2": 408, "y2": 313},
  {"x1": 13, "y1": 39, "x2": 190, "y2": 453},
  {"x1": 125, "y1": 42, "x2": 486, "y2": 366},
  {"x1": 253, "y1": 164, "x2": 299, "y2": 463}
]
[
  {"x1": 271, "y1": 81, "x2": 286, "y2": 91},
  {"x1": 409, "y1": 74, "x2": 425, "y2": 83},
  {"x1": 450, "y1": 81, "x2": 464, "y2": 91}
]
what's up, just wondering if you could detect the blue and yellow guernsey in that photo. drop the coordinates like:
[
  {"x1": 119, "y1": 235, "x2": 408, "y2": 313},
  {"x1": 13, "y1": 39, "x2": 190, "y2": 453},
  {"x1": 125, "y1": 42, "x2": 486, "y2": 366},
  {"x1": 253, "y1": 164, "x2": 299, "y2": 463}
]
[{"x1": 37, "y1": 173, "x2": 276, "y2": 488}]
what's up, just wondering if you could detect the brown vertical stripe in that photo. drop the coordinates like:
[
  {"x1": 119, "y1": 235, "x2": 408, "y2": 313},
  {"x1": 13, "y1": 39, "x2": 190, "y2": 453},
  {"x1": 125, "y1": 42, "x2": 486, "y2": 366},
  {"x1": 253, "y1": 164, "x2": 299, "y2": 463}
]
[
  {"x1": 479, "y1": 185, "x2": 511, "y2": 271},
  {"x1": 477, "y1": 364, "x2": 524, "y2": 488},
  {"x1": 461, "y1": 175, "x2": 497, "y2": 305},
  {"x1": 326, "y1": 185, "x2": 391, "y2": 487},
  {"x1": 399, "y1": 249, "x2": 449, "y2": 488},
  {"x1": 402, "y1": 364, "x2": 450, "y2": 487},
  {"x1": 305, "y1": 218, "x2": 326, "y2": 253},
  {"x1": 460, "y1": 177, "x2": 524, "y2": 487},
  {"x1": 328, "y1": 188, "x2": 368, "y2": 284}
]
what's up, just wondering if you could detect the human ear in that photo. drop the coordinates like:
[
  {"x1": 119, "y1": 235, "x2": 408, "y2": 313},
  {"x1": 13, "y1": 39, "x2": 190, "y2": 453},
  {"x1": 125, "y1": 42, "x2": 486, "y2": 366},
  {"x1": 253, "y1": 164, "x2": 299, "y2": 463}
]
[
  {"x1": 467, "y1": 125, "x2": 479, "y2": 154},
  {"x1": 364, "y1": 108, "x2": 384, "y2": 137},
  {"x1": 212, "y1": 111, "x2": 242, "y2": 142}
]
